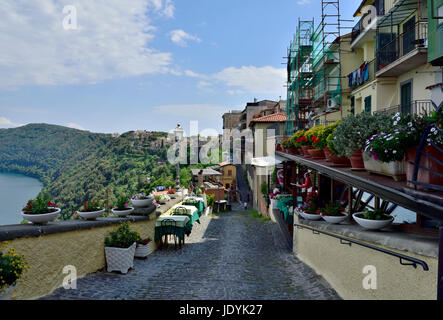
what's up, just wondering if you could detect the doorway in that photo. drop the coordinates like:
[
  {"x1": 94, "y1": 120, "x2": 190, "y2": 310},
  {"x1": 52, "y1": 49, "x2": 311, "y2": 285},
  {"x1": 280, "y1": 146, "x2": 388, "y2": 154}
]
[{"x1": 400, "y1": 80, "x2": 413, "y2": 114}]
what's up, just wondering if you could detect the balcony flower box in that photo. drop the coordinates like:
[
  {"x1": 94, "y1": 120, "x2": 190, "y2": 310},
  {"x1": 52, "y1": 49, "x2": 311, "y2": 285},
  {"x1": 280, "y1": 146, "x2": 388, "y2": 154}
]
[
  {"x1": 105, "y1": 243, "x2": 136, "y2": 274},
  {"x1": 363, "y1": 152, "x2": 406, "y2": 181},
  {"x1": 301, "y1": 146, "x2": 314, "y2": 158}
]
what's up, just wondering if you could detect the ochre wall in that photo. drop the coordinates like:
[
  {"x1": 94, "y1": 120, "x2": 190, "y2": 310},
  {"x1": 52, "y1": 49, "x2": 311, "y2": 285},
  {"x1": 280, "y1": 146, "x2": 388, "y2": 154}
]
[
  {"x1": 2, "y1": 219, "x2": 157, "y2": 300},
  {"x1": 294, "y1": 227, "x2": 438, "y2": 300}
]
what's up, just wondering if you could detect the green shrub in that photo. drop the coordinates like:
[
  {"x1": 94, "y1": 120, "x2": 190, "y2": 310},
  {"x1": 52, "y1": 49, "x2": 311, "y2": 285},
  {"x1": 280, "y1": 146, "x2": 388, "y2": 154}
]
[
  {"x1": 104, "y1": 222, "x2": 141, "y2": 248},
  {"x1": 206, "y1": 194, "x2": 215, "y2": 207}
]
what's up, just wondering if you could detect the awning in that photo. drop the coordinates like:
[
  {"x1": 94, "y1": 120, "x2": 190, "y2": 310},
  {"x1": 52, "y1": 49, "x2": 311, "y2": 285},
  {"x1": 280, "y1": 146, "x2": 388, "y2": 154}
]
[{"x1": 377, "y1": 0, "x2": 418, "y2": 27}]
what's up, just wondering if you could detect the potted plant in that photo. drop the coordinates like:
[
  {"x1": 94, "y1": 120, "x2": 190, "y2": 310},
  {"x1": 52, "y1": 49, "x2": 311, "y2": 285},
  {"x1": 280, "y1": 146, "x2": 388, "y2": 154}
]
[
  {"x1": 104, "y1": 222, "x2": 140, "y2": 274},
  {"x1": 330, "y1": 113, "x2": 391, "y2": 171},
  {"x1": 158, "y1": 194, "x2": 170, "y2": 205},
  {"x1": 135, "y1": 238, "x2": 153, "y2": 259},
  {"x1": 261, "y1": 181, "x2": 269, "y2": 207},
  {"x1": 206, "y1": 194, "x2": 215, "y2": 215},
  {"x1": 0, "y1": 246, "x2": 29, "y2": 299},
  {"x1": 21, "y1": 194, "x2": 61, "y2": 225},
  {"x1": 353, "y1": 209, "x2": 394, "y2": 230},
  {"x1": 75, "y1": 199, "x2": 105, "y2": 220},
  {"x1": 281, "y1": 138, "x2": 292, "y2": 153},
  {"x1": 111, "y1": 195, "x2": 134, "y2": 217},
  {"x1": 320, "y1": 201, "x2": 348, "y2": 224},
  {"x1": 167, "y1": 188, "x2": 177, "y2": 199},
  {"x1": 131, "y1": 193, "x2": 154, "y2": 208},
  {"x1": 297, "y1": 191, "x2": 322, "y2": 221},
  {"x1": 326, "y1": 134, "x2": 351, "y2": 167}
]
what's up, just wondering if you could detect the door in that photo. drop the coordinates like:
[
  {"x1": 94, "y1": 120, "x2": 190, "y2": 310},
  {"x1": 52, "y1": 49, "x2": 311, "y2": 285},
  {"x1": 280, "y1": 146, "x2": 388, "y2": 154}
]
[
  {"x1": 402, "y1": 16, "x2": 416, "y2": 56},
  {"x1": 364, "y1": 96, "x2": 372, "y2": 113},
  {"x1": 400, "y1": 81, "x2": 412, "y2": 114}
]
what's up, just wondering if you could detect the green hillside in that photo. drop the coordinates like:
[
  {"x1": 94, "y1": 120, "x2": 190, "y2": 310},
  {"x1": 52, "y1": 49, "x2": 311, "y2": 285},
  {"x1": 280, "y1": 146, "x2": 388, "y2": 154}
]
[{"x1": 0, "y1": 124, "x2": 181, "y2": 219}]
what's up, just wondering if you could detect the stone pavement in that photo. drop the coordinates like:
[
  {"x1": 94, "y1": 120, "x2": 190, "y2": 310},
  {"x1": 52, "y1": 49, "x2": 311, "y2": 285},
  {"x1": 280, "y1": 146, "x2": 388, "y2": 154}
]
[{"x1": 42, "y1": 211, "x2": 340, "y2": 300}]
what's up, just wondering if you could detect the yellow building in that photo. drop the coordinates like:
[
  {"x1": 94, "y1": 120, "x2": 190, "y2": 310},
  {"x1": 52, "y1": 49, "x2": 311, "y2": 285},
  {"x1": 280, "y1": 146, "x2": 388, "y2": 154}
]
[{"x1": 218, "y1": 162, "x2": 237, "y2": 189}]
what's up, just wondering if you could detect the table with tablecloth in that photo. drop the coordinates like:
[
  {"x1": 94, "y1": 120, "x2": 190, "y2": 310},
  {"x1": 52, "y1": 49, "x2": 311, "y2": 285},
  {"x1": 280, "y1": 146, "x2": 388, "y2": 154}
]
[
  {"x1": 182, "y1": 197, "x2": 206, "y2": 217},
  {"x1": 276, "y1": 197, "x2": 294, "y2": 225},
  {"x1": 171, "y1": 205, "x2": 200, "y2": 226},
  {"x1": 154, "y1": 215, "x2": 191, "y2": 243}
]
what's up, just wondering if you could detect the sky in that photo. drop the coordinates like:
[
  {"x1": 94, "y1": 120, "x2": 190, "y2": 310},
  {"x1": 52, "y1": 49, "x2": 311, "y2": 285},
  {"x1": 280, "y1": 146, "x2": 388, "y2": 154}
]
[{"x1": 0, "y1": 0, "x2": 357, "y2": 135}]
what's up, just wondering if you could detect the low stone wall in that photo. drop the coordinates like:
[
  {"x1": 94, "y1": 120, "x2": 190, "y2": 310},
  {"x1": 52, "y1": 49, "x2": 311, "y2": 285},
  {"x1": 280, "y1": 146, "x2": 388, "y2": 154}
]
[
  {"x1": 294, "y1": 216, "x2": 439, "y2": 300},
  {"x1": 0, "y1": 198, "x2": 183, "y2": 300}
]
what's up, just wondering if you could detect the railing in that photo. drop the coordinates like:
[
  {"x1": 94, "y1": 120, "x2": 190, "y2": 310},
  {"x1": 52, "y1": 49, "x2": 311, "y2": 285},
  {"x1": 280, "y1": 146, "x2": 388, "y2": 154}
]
[
  {"x1": 348, "y1": 60, "x2": 375, "y2": 90},
  {"x1": 375, "y1": 100, "x2": 432, "y2": 116},
  {"x1": 376, "y1": 21, "x2": 428, "y2": 71},
  {"x1": 351, "y1": 0, "x2": 385, "y2": 45}
]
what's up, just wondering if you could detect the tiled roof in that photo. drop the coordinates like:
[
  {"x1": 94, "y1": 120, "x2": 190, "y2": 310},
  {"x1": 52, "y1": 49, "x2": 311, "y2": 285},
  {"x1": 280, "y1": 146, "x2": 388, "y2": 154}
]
[{"x1": 250, "y1": 112, "x2": 287, "y2": 124}]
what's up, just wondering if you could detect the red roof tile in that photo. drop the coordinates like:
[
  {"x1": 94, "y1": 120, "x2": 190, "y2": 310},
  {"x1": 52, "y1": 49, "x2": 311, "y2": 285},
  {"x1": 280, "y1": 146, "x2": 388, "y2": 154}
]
[{"x1": 250, "y1": 112, "x2": 287, "y2": 124}]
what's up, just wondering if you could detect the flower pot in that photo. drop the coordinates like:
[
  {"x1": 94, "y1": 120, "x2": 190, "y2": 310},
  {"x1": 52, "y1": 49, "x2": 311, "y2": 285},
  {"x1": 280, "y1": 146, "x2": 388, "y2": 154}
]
[
  {"x1": 349, "y1": 150, "x2": 366, "y2": 171},
  {"x1": 21, "y1": 208, "x2": 61, "y2": 225},
  {"x1": 363, "y1": 152, "x2": 406, "y2": 181},
  {"x1": 289, "y1": 148, "x2": 300, "y2": 155},
  {"x1": 321, "y1": 214, "x2": 348, "y2": 224},
  {"x1": 131, "y1": 198, "x2": 154, "y2": 208},
  {"x1": 301, "y1": 146, "x2": 314, "y2": 158},
  {"x1": 270, "y1": 198, "x2": 278, "y2": 210},
  {"x1": 77, "y1": 209, "x2": 105, "y2": 220},
  {"x1": 111, "y1": 207, "x2": 134, "y2": 217},
  {"x1": 352, "y1": 213, "x2": 394, "y2": 230},
  {"x1": 135, "y1": 242, "x2": 152, "y2": 259},
  {"x1": 330, "y1": 154, "x2": 351, "y2": 167},
  {"x1": 406, "y1": 145, "x2": 443, "y2": 190},
  {"x1": 323, "y1": 147, "x2": 334, "y2": 162},
  {"x1": 0, "y1": 284, "x2": 16, "y2": 300},
  {"x1": 297, "y1": 208, "x2": 322, "y2": 221},
  {"x1": 307, "y1": 149, "x2": 326, "y2": 160},
  {"x1": 105, "y1": 243, "x2": 136, "y2": 274}
]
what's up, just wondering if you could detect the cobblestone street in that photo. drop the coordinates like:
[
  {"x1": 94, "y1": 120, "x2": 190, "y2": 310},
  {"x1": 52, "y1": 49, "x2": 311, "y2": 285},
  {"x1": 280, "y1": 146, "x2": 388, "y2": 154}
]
[{"x1": 43, "y1": 210, "x2": 340, "y2": 300}]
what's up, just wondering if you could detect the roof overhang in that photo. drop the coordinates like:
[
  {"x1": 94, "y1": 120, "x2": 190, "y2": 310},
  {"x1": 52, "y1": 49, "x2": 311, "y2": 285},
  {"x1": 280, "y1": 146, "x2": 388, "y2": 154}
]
[{"x1": 377, "y1": 0, "x2": 418, "y2": 27}]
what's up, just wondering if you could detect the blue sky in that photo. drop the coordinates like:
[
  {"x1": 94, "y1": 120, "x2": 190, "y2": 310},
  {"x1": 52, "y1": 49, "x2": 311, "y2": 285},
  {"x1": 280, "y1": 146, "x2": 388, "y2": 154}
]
[{"x1": 0, "y1": 0, "x2": 357, "y2": 135}]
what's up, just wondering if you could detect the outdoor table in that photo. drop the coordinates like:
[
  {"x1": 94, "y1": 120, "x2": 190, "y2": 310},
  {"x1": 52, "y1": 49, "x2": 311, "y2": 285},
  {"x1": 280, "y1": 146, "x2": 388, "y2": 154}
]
[
  {"x1": 277, "y1": 197, "x2": 294, "y2": 225},
  {"x1": 171, "y1": 205, "x2": 200, "y2": 226},
  {"x1": 183, "y1": 197, "x2": 206, "y2": 217},
  {"x1": 155, "y1": 215, "x2": 190, "y2": 249}
]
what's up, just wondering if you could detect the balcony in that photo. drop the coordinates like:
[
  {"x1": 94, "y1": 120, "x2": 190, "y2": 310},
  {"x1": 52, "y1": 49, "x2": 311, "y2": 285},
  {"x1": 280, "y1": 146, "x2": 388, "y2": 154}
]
[
  {"x1": 376, "y1": 21, "x2": 428, "y2": 77},
  {"x1": 375, "y1": 100, "x2": 432, "y2": 116},
  {"x1": 351, "y1": 0, "x2": 385, "y2": 48}
]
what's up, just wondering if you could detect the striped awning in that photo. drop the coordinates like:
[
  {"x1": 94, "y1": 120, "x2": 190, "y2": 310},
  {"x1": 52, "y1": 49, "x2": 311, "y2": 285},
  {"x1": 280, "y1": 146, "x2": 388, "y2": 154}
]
[{"x1": 377, "y1": 0, "x2": 418, "y2": 27}]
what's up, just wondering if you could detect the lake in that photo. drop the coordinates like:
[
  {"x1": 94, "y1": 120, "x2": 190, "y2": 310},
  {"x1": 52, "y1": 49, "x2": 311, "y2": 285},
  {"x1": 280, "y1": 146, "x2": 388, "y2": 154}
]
[{"x1": 0, "y1": 172, "x2": 43, "y2": 226}]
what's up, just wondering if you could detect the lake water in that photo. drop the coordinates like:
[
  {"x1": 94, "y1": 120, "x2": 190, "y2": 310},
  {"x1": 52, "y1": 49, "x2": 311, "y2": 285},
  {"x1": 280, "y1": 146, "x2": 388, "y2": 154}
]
[{"x1": 0, "y1": 172, "x2": 43, "y2": 226}]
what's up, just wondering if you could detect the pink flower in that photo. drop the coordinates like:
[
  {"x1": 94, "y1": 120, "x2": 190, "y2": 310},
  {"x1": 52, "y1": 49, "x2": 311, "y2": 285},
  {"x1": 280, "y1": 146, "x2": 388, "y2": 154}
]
[{"x1": 124, "y1": 203, "x2": 128, "y2": 207}]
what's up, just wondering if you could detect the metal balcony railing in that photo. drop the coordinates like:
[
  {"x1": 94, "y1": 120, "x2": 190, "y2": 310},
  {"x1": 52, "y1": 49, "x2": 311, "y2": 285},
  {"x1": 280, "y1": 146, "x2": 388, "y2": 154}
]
[
  {"x1": 376, "y1": 21, "x2": 428, "y2": 71},
  {"x1": 351, "y1": 0, "x2": 385, "y2": 45},
  {"x1": 375, "y1": 100, "x2": 432, "y2": 117}
]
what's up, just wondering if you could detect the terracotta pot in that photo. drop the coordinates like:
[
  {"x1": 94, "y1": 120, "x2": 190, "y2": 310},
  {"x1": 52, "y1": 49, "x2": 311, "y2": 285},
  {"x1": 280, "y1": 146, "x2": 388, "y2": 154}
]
[
  {"x1": 301, "y1": 146, "x2": 314, "y2": 158},
  {"x1": 298, "y1": 148, "x2": 304, "y2": 156},
  {"x1": 289, "y1": 148, "x2": 300, "y2": 155},
  {"x1": 307, "y1": 148, "x2": 326, "y2": 159},
  {"x1": 276, "y1": 144, "x2": 283, "y2": 152},
  {"x1": 349, "y1": 150, "x2": 366, "y2": 171},
  {"x1": 406, "y1": 145, "x2": 443, "y2": 190},
  {"x1": 323, "y1": 147, "x2": 334, "y2": 162}
]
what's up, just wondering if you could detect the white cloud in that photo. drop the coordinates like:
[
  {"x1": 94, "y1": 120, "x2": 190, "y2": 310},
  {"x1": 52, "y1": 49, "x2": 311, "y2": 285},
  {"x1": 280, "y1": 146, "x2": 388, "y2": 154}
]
[
  {"x1": 202, "y1": 66, "x2": 286, "y2": 97},
  {"x1": 170, "y1": 29, "x2": 202, "y2": 47},
  {"x1": 0, "y1": 116, "x2": 24, "y2": 128},
  {"x1": 0, "y1": 0, "x2": 175, "y2": 88},
  {"x1": 297, "y1": 0, "x2": 311, "y2": 5},
  {"x1": 67, "y1": 122, "x2": 86, "y2": 131}
]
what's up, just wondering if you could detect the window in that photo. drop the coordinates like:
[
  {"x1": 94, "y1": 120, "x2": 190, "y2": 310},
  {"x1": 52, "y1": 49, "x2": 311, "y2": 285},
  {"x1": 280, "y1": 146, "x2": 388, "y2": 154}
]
[{"x1": 364, "y1": 96, "x2": 372, "y2": 113}]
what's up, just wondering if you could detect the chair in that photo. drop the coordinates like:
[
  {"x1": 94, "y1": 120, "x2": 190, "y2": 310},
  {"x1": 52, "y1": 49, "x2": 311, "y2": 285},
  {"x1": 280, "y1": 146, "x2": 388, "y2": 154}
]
[
  {"x1": 173, "y1": 207, "x2": 188, "y2": 216},
  {"x1": 160, "y1": 219, "x2": 178, "y2": 250}
]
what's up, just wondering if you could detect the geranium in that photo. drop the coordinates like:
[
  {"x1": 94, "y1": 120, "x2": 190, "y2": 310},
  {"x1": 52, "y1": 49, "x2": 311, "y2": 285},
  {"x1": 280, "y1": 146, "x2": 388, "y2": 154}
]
[
  {"x1": 132, "y1": 193, "x2": 149, "y2": 200},
  {"x1": 114, "y1": 194, "x2": 132, "y2": 211},
  {"x1": 297, "y1": 136, "x2": 311, "y2": 146},
  {"x1": 78, "y1": 199, "x2": 103, "y2": 213},
  {"x1": 167, "y1": 189, "x2": 176, "y2": 195},
  {"x1": 22, "y1": 194, "x2": 58, "y2": 215},
  {"x1": 320, "y1": 201, "x2": 346, "y2": 217},
  {"x1": 300, "y1": 191, "x2": 320, "y2": 215}
]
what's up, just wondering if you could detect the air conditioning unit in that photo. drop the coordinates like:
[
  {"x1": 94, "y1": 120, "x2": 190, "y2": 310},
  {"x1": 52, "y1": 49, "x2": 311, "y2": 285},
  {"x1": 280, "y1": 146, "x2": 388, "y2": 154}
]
[{"x1": 327, "y1": 98, "x2": 338, "y2": 111}]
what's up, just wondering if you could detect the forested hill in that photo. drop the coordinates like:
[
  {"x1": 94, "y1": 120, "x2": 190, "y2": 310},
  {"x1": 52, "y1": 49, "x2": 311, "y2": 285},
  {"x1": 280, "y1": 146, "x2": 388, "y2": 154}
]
[{"x1": 0, "y1": 123, "x2": 180, "y2": 219}]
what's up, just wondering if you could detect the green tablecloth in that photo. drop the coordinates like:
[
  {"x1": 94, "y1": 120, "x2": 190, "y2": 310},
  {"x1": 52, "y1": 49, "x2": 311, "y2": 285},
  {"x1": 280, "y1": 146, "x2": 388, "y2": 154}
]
[
  {"x1": 155, "y1": 216, "x2": 191, "y2": 242},
  {"x1": 277, "y1": 197, "x2": 294, "y2": 225},
  {"x1": 172, "y1": 205, "x2": 200, "y2": 225},
  {"x1": 182, "y1": 200, "x2": 205, "y2": 217}
]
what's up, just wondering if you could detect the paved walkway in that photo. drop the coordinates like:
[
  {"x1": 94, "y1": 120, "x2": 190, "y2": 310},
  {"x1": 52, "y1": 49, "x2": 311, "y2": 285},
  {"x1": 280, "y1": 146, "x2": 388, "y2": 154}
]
[{"x1": 42, "y1": 211, "x2": 340, "y2": 300}]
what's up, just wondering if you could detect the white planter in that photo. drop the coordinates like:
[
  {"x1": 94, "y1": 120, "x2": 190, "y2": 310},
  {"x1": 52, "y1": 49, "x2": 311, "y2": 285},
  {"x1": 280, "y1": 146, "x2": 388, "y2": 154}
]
[
  {"x1": 131, "y1": 198, "x2": 153, "y2": 208},
  {"x1": 21, "y1": 208, "x2": 61, "y2": 225},
  {"x1": 111, "y1": 207, "x2": 134, "y2": 217},
  {"x1": 206, "y1": 207, "x2": 213, "y2": 215},
  {"x1": 270, "y1": 199, "x2": 278, "y2": 210},
  {"x1": 159, "y1": 199, "x2": 167, "y2": 205},
  {"x1": 77, "y1": 209, "x2": 105, "y2": 220},
  {"x1": 321, "y1": 214, "x2": 348, "y2": 224},
  {"x1": 363, "y1": 152, "x2": 406, "y2": 181},
  {"x1": 353, "y1": 213, "x2": 394, "y2": 230},
  {"x1": 0, "y1": 284, "x2": 16, "y2": 300},
  {"x1": 298, "y1": 209, "x2": 322, "y2": 221},
  {"x1": 105, "y1": 242, "x2": 136, "y2": 274},
  {"x1": 135, "y1": 242, "x2": 152, "y2": 258}
]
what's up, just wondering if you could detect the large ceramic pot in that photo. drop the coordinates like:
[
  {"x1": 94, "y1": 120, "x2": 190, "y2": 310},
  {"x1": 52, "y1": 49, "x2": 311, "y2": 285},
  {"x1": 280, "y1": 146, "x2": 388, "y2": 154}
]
[
  {"x1": 112, "y1": 207, "x2": 134, "y2": 217},
  {"x1": 352, "y1": 213, "x2": 394, "y2": 230},
  {"x1": 77, "y1": 209, "x2": 105, "y2": 220},
  {"x1": 21, "y1": 208, "x2": 61, "y2": 225},
  {"x1": 301, "y1": 146, "x2": 314, "y2": 158},
  {"x1": 105, "y1": 242, "x2": 136, "y2": 274},
  {"x1": 363, "y1": 152, "x2": 406, "y2": 181},
  {"x1": 321, "y1": 214, "x2": 348, "y2": 224},
  {"x1": 349, "y1": 150, "x2": 366, "y2": 171},
  {"x1": 406, "y1": 145, "x2": 443, "y2": 189},
  {"x1": 131, "y1": 197, "x2": 154, "y2": 208},
  {"x1": 307, "y1": 149, "x2": 326, "y2": 160}
]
